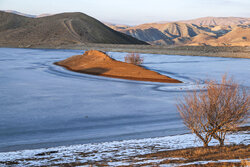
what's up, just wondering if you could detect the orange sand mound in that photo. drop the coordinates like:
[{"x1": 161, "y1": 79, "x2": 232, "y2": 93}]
[{"x1": 55, "y1": 50, "x2": 182, "y2": 83}]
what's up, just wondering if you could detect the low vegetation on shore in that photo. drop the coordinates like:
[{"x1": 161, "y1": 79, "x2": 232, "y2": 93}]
[
  {"x1": 128, "y1": 144, "x2": 250, "y2": 167},
  {"x1": 177, "y1": 75, "x2": 249, "y2": 147},
  {"x1": 124, "y1": 53, "x2": 144, "y2": 65},
  {"x1": 72, "y1": 44, "x2": 250, "y2": 59}
]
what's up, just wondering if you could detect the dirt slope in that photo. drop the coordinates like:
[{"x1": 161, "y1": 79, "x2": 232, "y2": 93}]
[
  {"x1": 188, "y1": 33, "x2": 217, "y2": 46},
  {"x1": 120, "y1": 27, "x2": 174, "y2": 45},
  {"x1": 0, "y1": 11, "x2": 147, "y2": 47},
  {"x1": 189, "y1": 27, "x2": 250, "y2": 46},
  {"x1": 215, "y1": 27, "x2": 250, "y2": 46},
  {"x1": 55, "y1": 50, "x2": 182, "y2": 83}
]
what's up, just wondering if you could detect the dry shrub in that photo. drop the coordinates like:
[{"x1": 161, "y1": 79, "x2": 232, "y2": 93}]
[
  {"x1": 177, "y1": 75, "x2": 249, "y2": 147},
  {"x1": 241, "y1": 159, "x2": 250, "y2": 167},
  {"x1": 124, "y1": 53, "x2": 143, "y2": 65}
]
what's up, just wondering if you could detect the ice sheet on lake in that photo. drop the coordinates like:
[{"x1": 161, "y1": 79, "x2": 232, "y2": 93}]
[{"x1": 1, "y1": 48, "x2": 250, "y2": 152}]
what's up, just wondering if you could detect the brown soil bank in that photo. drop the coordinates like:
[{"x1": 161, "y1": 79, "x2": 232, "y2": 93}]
[
  {"x1": 129, "y1": 144, "x2": 250, "y2": 167},
  {"x1": 55, "y1": 50, "x2": 182, "y2": 83}
]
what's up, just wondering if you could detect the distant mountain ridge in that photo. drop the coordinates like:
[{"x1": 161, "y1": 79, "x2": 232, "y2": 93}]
[
  {"x1": 0, "y1": 11, "x2": 147, "y2": 47},
  {"x1": 1, "y1": 10, "x2": 52, "y2": 18},
  {"x1": 179, "y1": 17, "x2": 250, "y2": 26},
  {"x1": 107, "y1": 17, "x2": 250, "y2": 46},
  {"x1": 4, "y1": 11, "x2": 250, "y2": 26},
  {"x1": 115, "y1": 22, "x2": 215, "y2": 45}
]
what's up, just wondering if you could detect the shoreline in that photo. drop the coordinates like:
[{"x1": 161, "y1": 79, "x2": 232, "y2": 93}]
[
  {"x1": 1, "y1": 44, "x2": 250, "y2": 58},
  {"x1": 0, "y1": 131, "x2": 248, "y2": 166}
]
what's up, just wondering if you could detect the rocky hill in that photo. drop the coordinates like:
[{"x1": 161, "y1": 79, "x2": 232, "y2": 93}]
[{"x1": 0, "y1": 11, "x2": 147, "y2": 47}]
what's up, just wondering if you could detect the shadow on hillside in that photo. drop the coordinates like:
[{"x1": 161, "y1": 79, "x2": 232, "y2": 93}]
[{"x1": 76, "y1": 67, "x2": 110, "y2": 75}]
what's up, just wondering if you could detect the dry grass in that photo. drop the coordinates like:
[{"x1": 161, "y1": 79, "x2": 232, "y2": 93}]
[
  {"x1": 128, "y1": 144, "x2": 250, "y2": 166},
  {"x1": 241, "y1": 159, "x2": 250, "y2": 166}
]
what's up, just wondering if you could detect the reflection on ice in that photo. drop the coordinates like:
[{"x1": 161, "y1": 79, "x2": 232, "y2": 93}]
[{"x1": 155, "y1": 83, "x2": 208, "y2": 92}]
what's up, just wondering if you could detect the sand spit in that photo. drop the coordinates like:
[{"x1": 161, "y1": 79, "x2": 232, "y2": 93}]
[{"x1": 55, "y1": 50, "x2": 182, "y2": 83}]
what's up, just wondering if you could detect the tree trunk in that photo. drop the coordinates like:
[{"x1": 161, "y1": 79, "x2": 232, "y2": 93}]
[
  {"x1": 219, "y1": 139, "x2": 224, "y2": 146},
  {"x1": 203, "y1": 142, "x2": 209, "y2": 147}
]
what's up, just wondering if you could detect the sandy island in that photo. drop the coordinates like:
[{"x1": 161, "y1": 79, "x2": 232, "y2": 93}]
[{"x1": 54, "y1": 50, "x2": 182, "y2": 83}]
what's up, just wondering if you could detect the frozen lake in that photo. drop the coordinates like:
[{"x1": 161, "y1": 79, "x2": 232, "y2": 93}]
[{"x1": 0, "y1": 48, "x2": 249, "y2": 152}]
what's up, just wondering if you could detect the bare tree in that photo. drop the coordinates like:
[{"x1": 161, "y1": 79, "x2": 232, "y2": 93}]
[
  {"x1": 177, "y1": 75, "x2": 249, "y2": 147},
  {"x1": 124, "y1": 53, "x2": 143, "y2": 65}
]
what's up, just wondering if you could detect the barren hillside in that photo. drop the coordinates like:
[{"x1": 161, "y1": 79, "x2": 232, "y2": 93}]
[
  {"x1": 119, "y1": 22, "x2": 215, "y2": 45},
  {"x1": 208, "y1": 27, "x2": 250, "y2": 46},
  {"x1": 0, "y1": 11, "x2": 147, "y2": 47}
]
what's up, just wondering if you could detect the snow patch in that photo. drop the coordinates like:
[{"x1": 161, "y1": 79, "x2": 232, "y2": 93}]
[{"x1": 0, "y1": 132, "x2": 249, "y2": 167}]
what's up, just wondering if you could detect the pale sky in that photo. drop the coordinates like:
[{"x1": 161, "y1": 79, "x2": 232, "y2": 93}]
[{"x1": 0, "y1": 0, "x2": 250, "y2": 25}]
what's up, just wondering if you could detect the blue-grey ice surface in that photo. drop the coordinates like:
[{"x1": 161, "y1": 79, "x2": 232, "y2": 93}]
[{"x1": 0, "y1": 48, "x2": 249, "y2": 152}]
